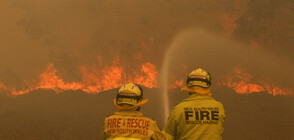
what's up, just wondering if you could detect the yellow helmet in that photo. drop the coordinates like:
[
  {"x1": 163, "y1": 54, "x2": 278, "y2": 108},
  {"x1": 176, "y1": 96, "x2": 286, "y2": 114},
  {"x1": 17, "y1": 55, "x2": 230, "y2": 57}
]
[
  {"x1": 116, "y1": 82, "x2": 143, "y2": 106},
  {"x1": 186, "y1": 68, "x2": 211, "y2": 88}
]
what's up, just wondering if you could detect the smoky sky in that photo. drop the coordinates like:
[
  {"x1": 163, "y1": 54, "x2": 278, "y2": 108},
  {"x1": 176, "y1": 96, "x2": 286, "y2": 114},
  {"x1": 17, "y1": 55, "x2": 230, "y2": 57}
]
[
  {"x1": 0, "y1": 0, "x2": 293, "y2": 90},
  {"x1": 164, "y1": 29, "x2": 294, "y2": 90}
]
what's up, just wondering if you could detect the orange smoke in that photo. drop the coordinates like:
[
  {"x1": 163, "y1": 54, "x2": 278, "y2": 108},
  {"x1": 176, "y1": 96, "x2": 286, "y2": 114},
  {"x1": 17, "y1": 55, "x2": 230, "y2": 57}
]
[
  {"x1": 0, "y1": 59, "x2": 158, "y2": 95},
  {"x1": 221, "y1": 14, "x2": 240, "y2": 37}
]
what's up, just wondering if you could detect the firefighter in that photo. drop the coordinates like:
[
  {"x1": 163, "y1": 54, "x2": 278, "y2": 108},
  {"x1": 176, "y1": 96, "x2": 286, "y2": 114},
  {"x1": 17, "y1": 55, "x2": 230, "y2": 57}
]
[
  {"x1": 102, "y1": 82, "x2": 166, "y2": 140},
  {"x1": 163, "y1": 68, "x2": 225, "y2": 140}
]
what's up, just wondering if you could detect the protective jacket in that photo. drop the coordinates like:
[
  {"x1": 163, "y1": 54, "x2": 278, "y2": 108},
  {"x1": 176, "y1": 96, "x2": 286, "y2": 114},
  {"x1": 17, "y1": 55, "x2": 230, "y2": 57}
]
[
  {"x1": 103, "y1": 110, "x2": 166, "y2": 140},
  {"x1": 163, "y1": 93, "x2": 225, "y2": 140}
]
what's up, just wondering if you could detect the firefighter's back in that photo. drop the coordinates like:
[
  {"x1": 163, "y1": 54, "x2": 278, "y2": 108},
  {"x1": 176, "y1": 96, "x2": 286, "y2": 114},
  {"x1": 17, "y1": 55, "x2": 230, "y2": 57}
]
[
  {"x1": 173, "y1": 95, "x2": 225, "y2": 140},
  {"x1": 104, "y1": 111, "x2": 165, "y2": 140}
]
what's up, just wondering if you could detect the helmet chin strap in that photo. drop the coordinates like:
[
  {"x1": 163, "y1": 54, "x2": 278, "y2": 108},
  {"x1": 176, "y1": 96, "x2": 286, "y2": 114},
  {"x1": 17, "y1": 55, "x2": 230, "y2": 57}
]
[{"x1": 113, "y1": 98, "x2": 149, "y2": 111}]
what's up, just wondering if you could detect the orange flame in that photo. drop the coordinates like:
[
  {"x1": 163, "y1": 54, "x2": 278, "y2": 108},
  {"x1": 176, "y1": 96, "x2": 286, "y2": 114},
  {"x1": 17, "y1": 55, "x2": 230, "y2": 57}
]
[
  {"x1": 39, "y1": 63, "x2": 83, "y2": 91},
  {"x1": 0, "y1": 59, "x2": 158, "y2": 95},
  {"x1": 133, "y1": 62, "x2": 158, "y2": 88},
  {"x1": 79, "y1": 61, "x2": 125, "y2": 93},
  {"x1": 169, "y1": 80, "x2": 184, "y2": 89},
  {"x1": 0, "y1": 83, "x2": 8, "y2": 91},
  {"x1": 217, "y1": 67, "x2": 292, "y2": 95}
]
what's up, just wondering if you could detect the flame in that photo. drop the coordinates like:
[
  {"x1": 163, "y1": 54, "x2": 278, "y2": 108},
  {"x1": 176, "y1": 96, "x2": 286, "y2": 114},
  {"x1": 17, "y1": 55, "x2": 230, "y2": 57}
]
[
  {"x1": 39, "y1": 63, "x2": 83, "y2": 91},
  {"x1": 169, "y1": 80, "x2": 184, "y2": 89},
  {"x1": 133, "y1": 62, "x2": 158, "y2": 88},
  {"x1": 7, "y1": 63, "x2": 83, "y2": 95},
  {"x1": 217, "y1": 67, "x2": 292, "y2": 95},
  {"x1": 0, "y1": 83, "x2": 8, "y2": 91},
  {"x1": 167, "y1": 67, "x2": 292, "y2": 96},
  {"x1": 219, "y1": 14, "x2": 292, "y2": 95},
  {"x1": 79, "y1": 60, "x2": 126, "y2": 93},
  {"x1": 217, "y1": 75, "x2": 265, "y2": 94},
  {"x1": 0, "y1": 59, "x2": 158, "y2": 95}
]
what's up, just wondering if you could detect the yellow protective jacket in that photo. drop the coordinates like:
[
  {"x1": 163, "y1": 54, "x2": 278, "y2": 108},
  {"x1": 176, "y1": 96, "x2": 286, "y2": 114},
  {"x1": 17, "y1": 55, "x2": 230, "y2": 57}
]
[
  {"x1": 163, "y1": 93, "x2": 225, "y2": 140},
  {"x1": 103, "y1": 110, "x2": 166, "y2": 140}
]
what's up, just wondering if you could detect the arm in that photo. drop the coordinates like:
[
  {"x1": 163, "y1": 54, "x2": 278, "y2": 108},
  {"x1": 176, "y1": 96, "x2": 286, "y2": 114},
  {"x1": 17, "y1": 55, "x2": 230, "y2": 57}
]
[
  {"x1": 101, "y1": 117, "x2": 108, "y2": 140},
  {"x1": 162, "y1": 130, "x2": 174, "y2": 140},
  {"x1": 151, "y1": 120, "x2": 167, "y2": 140},
  {"x1": 219, "y1": 104, "x2": 226, "y2": 135},
  {"x1": 163, "y1": 108, "x2": 177, "y2": 140}
]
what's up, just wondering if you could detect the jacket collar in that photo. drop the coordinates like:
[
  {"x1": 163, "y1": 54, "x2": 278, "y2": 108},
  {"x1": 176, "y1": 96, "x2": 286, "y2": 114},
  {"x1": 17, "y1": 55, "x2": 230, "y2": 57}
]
[
  {"x1": 183, "y1": 93, "x2": 213, "y2": 102},
  {"x1": 114, "y1": 110, "x2": 144, "y2": 117}
]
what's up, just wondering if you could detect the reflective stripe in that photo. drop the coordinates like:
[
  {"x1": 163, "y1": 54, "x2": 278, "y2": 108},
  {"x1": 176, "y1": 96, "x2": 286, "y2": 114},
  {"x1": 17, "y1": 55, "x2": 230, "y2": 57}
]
[{"x1": 108, "y1": 138, "x2": 141, "y2": 140}]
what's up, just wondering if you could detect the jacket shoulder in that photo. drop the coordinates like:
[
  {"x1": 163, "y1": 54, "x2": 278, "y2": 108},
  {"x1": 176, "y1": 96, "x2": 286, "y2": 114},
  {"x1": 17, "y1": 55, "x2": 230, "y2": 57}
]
[
  {"x1": 141, "y1": 116, "x2": 156, "y2": 121},
  {"x1": 211, "y1": 97, "x2": 224, "y2": 105},
  {"x1": 170, "y1": 101, "x2": 187, "y2": 112},
  {"x1": 105, "y1": 113, "x2": 115, "y2": 118}
]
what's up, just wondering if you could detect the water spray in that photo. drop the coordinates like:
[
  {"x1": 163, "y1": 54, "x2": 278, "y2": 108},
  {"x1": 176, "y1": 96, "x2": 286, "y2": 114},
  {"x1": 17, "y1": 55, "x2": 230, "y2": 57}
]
[
  {"x1": 161, "y1": 53, "x2": 171, "y2": 124},
  {"x1": 160, "y1": 34, "x2": 181, "y2": 124}
]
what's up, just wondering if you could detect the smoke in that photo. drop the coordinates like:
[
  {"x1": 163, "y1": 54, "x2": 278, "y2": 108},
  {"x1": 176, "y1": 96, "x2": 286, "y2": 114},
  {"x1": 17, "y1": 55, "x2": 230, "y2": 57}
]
[
  {"x1": 160, "y1": 28, "x2": 294, "y2": 124},
  {"x1": 1, "y1": 0, "x2": 293, "y2": 91},
  {"x1": 163, "y1": 28, "x2": 294, "y2": 91},
  {"x1": 2, "y1": 0, "x2": 178, "y2": 86},
  {"x1": 0, "y1": 0, "x2": 49, "y2": 87},
  {"x1": 0, "y1": 0, "x2": 293, "y2": 139}
]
